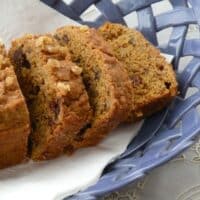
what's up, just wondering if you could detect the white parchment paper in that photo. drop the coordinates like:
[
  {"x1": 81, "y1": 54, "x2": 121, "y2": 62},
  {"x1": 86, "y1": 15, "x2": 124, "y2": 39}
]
[{"x1": 0, "y1": 1, "x2": 172, "y2": 199}]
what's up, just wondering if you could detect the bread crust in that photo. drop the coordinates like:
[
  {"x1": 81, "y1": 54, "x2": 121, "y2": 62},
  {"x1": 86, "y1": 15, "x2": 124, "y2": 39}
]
[{"x1": 0, "y1": 43, "x2": 30, "y2": 168}]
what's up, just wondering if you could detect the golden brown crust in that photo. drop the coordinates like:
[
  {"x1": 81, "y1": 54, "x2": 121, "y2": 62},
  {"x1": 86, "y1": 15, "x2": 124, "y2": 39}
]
[
  {"x1": 98, "y1": 23, "x2": 178, "y2": 121},
  {"x1": 9, "y1": 35, "x2": 92, "y2": 160},
  {"x1": 0, "y1": 125, "x2": 30, "y2": 169},
  {"x1": 54, "y1": 26, "x2": 133, "y2": 148},
  {"x1": 0, "y1": 43, "x2": 30, "y2": 168}
]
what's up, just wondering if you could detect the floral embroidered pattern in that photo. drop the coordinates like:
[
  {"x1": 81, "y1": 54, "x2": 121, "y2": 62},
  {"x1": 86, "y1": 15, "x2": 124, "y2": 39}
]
[
  {"x1": 104, "y1": 140, "x2": 200, "y2": 200},
  {"x1": 177, "y1": 185, "x2": 200, "y2": 200},
  {"x1": 191, "y1": 139, "x2": 200, "y2": 163},
  {"x1": 104, "y1": 177, "x2": 149, "y2": 200}
]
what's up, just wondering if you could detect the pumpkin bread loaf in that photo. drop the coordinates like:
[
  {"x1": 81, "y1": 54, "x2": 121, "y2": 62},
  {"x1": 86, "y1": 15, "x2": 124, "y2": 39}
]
[
  {"x1": 9, "y1": 35, "x2": 92, "y2": 160},
  {"x1": 0, "y1": 42, "x2": 30, "y2": 168},
  {"x1": 54, "y1": 26, "x2": 132, "y2": 148},
  {"x1": 98, "y1": 23, "x2": 178, "y2": 121}
]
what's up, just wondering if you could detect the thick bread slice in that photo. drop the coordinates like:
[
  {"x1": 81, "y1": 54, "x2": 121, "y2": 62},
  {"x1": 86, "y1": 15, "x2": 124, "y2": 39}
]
[
  {"x1": 54, "y1": 26, "x2": 132, "y2": 147},
  {"x1": 9, "y1": 35, "x2": 92, "y2": 160},
  {"x1": 98, "y1": 23, "x2": 178, "y2": 121},
  {"x1": 0, "y1": 43, "x2": 30, "y2": 168}
]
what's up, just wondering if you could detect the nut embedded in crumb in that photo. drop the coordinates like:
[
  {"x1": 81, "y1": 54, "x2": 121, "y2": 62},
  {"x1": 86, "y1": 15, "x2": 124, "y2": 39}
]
[
  {"x1": 5, "y1": 76, "x2": 16, "y2": 90},
  {"x1": 47, "y1": 59, "x2": 60, "y2": 68},
  {"x1": 128, "y1": 37, "x2": 136, "y2": 45},
  {"x1": 79, "y1": 25, "x2": 89, "y2": 31},
  {"x1": 135, "y1": 111, "x2": 143, "y2": 118},
  {"x1": 71, "y1": 65, "x2": 82, "y2": 75},
  {"x1": 45, "y1": 45, "x2": 59, "y2": 54},
  {"x1": 35, "y1": 36, "x2": 52, "y2": 47},
  {"x1": 57, "y1": 82, "x2": 71, "y2": 92},
  {"x1": 35, "y1": 36, "x2": 45, "y2": 47}
]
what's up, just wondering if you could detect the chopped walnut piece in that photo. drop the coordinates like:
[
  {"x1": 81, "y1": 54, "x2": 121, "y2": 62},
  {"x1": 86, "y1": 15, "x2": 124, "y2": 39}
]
[
  {"x1": 5, "y1": 76, "x2": 16, "y2": 90},
  {"x1": 57, "y1": 82, "x2": 71, "y2": 92},
  {"x1": 47, "y1": 59, "x2": 60, "y2": 68},
  {"x1": 71, "y1": 65, "x2": 82, "y2": 75}
]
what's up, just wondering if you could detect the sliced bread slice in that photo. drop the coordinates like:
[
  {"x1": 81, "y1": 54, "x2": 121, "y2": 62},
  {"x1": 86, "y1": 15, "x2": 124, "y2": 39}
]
[
  {"x1": 98, "y1": 23, "x2": 178, "y2": 121},
  {"x1": 9, "y1": 35, "x2": 92, "y2": 160},
  {"x1": 54, "y1": 26, "x2": 133, "y2": 147}
]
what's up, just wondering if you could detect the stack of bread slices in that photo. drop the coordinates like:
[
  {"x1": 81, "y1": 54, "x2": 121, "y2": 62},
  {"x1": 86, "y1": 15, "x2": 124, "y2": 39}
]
[{"x1": 0, "y1": 23, "x2": 177, "y2": 168}]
